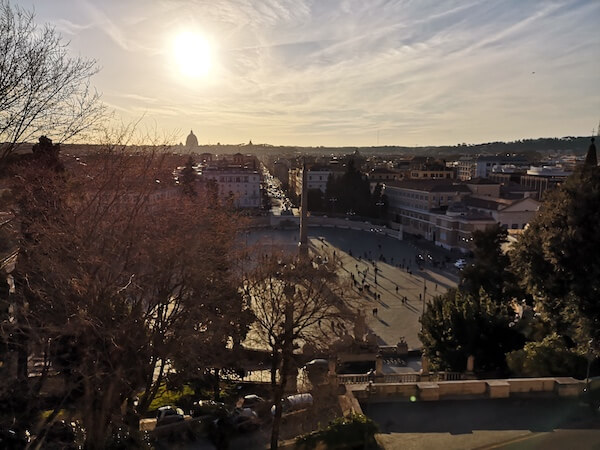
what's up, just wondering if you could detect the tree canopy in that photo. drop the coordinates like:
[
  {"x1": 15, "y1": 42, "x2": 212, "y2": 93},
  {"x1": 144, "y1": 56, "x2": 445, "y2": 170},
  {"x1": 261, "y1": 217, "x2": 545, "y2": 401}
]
[
  {"x1": 0, "y1": 0, "x2": 105, "y2": 162},
  {"x1": 420, "y1": 289, "x2": 523, "y2": 373},
  {"x1": 459, "y1": 224, "x2": 522, "y2": 304},
  {"x1": 3, "y1": 146, "x2": 249, "y2": 448},
  {"x1": 244, "y1": 253, "x2": 357, "y2": 449},
  {"x1": 511, "y1": 166, "x2": 600, "y2": 345}
]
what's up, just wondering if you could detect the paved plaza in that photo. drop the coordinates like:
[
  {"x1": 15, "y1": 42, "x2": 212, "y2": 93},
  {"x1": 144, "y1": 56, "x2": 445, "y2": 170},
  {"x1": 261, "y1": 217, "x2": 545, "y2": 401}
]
[{"x1": 247, "y1": 227, "x2": 460, "y2": 352}]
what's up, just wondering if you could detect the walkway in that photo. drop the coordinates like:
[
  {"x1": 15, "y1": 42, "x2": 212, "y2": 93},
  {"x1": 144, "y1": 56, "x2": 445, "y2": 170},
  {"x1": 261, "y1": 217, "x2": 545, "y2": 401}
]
[{"x1": 247, "y1": 227, "x2": 459, "y2": 350}]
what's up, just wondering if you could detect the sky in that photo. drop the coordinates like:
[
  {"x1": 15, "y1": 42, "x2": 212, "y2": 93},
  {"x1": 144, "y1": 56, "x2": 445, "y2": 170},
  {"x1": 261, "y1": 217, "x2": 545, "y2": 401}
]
[{"x1": 14, "y1": 0, "x2": 600, "y2": 147}]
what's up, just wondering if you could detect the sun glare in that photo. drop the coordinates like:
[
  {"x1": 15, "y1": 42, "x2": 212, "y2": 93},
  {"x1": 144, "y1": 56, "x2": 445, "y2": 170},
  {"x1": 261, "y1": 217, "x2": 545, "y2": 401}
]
[{"x1": 172, "y1": 31, "x2": 212, "y2": 78}]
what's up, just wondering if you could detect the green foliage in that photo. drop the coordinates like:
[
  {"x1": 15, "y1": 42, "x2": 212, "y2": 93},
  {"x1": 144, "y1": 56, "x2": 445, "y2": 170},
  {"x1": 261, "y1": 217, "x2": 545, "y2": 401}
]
[
  {"x1": 306, "y1": 188, "x2": 324, "y2": 212},
  {"x1": 506, "y1": 333, "x2": 587, "y2": 377},
  {"x1": 147, "y1": 384, "x2": 195, "y2": 413},
  {"x1": 325, "y1": 160, "x2": 374, "y2": 216},
  {"x1": 460, "y1": 224, "x2": 521, "y2": 304},
  {"x1": 511, "y1": 167, "x2": 600, "y2": 344},
  {"x1": 420, "y1": 289, "x2": 524, "y2": 373},
  {"x1": 296, "y1": 413, "x2": 379, "y2": 450},
  {"x1": 180, "y1": 156, "x2": 197, "y2": 197}
]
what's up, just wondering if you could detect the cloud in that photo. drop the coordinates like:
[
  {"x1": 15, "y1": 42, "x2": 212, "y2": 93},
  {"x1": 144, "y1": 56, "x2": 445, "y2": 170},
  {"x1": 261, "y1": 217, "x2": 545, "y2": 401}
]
[{"x1": 35, "y1": 0, "x2": 600, "y2": 146}]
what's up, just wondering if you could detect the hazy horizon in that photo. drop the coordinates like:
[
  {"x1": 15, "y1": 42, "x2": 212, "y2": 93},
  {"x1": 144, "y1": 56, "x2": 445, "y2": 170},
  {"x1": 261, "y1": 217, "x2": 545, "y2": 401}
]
[{"x1": 15, "y1": 0, "x2": 600, "y2": 147}]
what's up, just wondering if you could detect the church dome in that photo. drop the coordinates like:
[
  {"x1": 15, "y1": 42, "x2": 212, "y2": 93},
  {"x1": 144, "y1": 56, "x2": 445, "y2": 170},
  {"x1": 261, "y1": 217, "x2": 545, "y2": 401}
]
[{"x1": 185, "y1": 130, "x2": 198, "y2": 148}]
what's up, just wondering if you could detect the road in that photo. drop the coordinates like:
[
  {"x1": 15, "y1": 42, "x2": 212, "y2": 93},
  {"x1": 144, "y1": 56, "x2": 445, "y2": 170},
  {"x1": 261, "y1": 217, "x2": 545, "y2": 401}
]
[{"x1": 367, "y1": 397, "x2": 600, "y2": 450}]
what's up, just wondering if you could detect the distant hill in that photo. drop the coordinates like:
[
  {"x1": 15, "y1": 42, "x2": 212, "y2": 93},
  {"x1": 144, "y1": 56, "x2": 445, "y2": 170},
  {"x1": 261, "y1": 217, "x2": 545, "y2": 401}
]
[{"x1": 10, "y1": 136, "x2": 593, "y2": 159}]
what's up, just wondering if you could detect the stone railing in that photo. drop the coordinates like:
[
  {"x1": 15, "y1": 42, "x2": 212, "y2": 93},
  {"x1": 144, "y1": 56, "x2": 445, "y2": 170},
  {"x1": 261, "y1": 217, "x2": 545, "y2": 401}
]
[
  {"x1": 349, "y1": 377, "x2": 586, "y2": 404},
  {"x1": 337, "y1": 371, "x2": 462, "y2": 385},
  {"x1": 336, "y1": 374, "x2": 371, "y2": 384},
  {"x1": 430, "y1": 371, "x2": 462, "y2": 381},
  {"x1": 382, "y1": 373, "x2": 419, "y2": 383}
]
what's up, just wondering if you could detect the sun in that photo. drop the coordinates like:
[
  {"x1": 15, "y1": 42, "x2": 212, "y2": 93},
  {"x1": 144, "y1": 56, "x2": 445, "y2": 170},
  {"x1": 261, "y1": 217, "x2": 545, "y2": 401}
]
[{"x1": 172, "y1": 31, "x2": 212, "y2": 78}]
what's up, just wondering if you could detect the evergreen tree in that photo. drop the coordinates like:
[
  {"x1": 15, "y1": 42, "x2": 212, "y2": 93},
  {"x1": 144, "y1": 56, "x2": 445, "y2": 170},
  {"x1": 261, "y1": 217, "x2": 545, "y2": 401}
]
[
  {"x1": 325, "y1": 159, "x2": 372, "y2": 216},
  {"x1": 460, "y1": 224, "x2": 522, "y2": 304},
  {"x1": 180, "y1": 156, "x2": 197, "y2": 197},
  {"x1": 511, "y1": 164, "x2": 600, "y2": 345},
  {"x1": 420, "y1": 289, "x2": 523, "y2": 373}
]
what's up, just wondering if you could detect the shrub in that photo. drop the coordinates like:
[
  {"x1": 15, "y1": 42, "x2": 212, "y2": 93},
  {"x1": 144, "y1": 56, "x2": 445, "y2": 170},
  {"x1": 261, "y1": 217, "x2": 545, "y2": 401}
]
[
  {"x1": 506, "y1": 333, "x2": 587, "y2": 377},
  {"x1": 296, "y1": 413, "x2": 378, "y2": 450}
]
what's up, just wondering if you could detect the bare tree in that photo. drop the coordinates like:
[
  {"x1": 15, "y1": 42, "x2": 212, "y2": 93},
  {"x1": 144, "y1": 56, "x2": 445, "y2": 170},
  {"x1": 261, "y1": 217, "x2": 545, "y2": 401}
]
[
  {"x1": 3, "y1": 139, "x2": 249, "y2": 448},
  {"x1": 244, "y1": 253, "x2": 359, "y2": 450},
  {"x1": 0, "y1": 0, "x2": 105, "y2": 162}
]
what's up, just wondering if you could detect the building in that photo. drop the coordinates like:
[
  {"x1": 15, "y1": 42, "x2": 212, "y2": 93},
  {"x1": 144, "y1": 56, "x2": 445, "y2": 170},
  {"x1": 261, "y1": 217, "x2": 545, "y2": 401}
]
[
  {"x1": 200, "y1": 166, "x2": 261, "y2": 208},
  {"x1": 272, "y1": 159, "x2": 290, "y2": 188},
  {"x1": 367, "y1": 168, "x2": 402, "y2": 183},
  {"x1": 456, "y1": 155, "x2": 529, "y2": 181},
  {"x1": 385, "y1": 180, "x2": 483, "y2": 251},
  {"x1": 289, "y1": 166, "x2": 332, "y2": 197},
  {"x1": 385, "y1": 178, "x2": 540, "y2": 252},
  {"x1": 463, "y1": 196, "x2": 540, "y2": 230},
  {"x1": 409, "y1": 168, "x2": 455, "y2": 179},
  {"x1": 185, "y1": 130, "x2": 199, "y2": 149},
  {"x1": 520, "y1": 166, "x2": 571, "y2": 198},
  {"x1": 402, "y1": 157, "x2": 455, "y2": 180},
  {"x1": 176, "y1": 153, "x2": 262, "y2": 208}
]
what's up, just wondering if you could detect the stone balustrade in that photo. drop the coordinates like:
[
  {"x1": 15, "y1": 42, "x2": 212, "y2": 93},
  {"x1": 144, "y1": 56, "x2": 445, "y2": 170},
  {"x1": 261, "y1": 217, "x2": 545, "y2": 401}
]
[{"x1": 348, "y1": 377, "x2": 585, "y2": 405}]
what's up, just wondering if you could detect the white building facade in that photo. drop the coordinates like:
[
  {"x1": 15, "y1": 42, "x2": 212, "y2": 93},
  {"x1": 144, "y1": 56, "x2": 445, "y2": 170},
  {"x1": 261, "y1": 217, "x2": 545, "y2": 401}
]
[{"x1": 200, "y1": 167, "x2": 261, "y2": 208}]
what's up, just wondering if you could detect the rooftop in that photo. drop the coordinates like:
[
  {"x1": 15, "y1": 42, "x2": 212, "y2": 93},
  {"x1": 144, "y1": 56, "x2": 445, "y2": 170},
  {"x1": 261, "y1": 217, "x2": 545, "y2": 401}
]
[
  {"x1": 465, "y1": 177, "x2": 500, "y2": 185},
  {"x1": 385, "y1": 179, "x2": 472, "y2": 193}
]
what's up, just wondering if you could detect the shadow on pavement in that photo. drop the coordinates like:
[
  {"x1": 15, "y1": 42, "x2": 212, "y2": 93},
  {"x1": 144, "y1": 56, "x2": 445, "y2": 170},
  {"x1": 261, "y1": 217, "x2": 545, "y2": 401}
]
[{"x1": 365, "y1": 398, "x2": 599, "y2": 435}]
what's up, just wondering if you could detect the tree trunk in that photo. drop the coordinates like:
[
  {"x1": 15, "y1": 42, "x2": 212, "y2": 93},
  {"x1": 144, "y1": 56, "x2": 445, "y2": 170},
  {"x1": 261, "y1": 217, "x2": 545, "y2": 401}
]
[
  {"x1": 137, "y1": 358, "x2": 165, "y2": 416},
  {"x1": 270, "y1": 351, "x2": 279, "y2": 389},
  {"x1": 270, "y1": 355, "x2": 289, "y2": 450},
  {"x1": 16, "y1": 331, "x2": 28, "y2": 382},
  {"x1": 271, "y1": 328, "x2": 293, "y2": 449},
  {"x1": 213, "y1": 367, "x2": 220, "y2": 401}
]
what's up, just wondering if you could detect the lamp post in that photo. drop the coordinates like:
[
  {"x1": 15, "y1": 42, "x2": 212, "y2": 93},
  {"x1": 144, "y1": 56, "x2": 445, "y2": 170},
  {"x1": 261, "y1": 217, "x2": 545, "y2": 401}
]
[
  {"x1": 420, "y1": 279, "x2": 426, "y2": 331},
  {"x1": 364, "y1": 379, "x2": 375, "y2": 450},
  {"x1": 586, "y1": 338, "x2": 594, "y2": 391}
]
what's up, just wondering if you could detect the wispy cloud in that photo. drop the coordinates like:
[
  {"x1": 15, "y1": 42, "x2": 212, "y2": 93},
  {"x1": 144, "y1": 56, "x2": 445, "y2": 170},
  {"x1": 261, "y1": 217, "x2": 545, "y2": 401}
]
[{"x1": 23, "y1": 0, "x2": 600, "y2": 145}]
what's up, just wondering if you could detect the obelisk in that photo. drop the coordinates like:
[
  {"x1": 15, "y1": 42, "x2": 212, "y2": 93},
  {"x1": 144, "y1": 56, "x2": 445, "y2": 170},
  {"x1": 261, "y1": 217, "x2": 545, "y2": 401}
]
[{"x1": 299, "y1": 161, "x2": 309, "y2": 259}]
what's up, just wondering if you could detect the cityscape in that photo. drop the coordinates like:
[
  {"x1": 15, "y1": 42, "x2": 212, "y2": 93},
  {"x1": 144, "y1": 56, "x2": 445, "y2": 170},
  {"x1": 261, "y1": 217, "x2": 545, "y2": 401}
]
[{"x1": 1, "y1": 1, "x2": 599, "y2": 449}]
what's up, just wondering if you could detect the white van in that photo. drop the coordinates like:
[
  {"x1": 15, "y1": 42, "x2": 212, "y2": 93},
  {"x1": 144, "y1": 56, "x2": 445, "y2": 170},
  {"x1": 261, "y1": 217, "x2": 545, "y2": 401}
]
[{"x1": 271, "y1": 393, "x2": 314, "y2": 415}]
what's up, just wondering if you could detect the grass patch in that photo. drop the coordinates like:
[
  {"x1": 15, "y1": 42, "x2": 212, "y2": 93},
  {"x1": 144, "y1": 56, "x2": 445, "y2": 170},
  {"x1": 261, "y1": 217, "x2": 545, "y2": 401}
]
[
  {"x1": 41, "y1": 409, "x2": 68, "y2": 420},
  {"x1": 148, "y1": 383, "x2": 196, "y2": 413}
]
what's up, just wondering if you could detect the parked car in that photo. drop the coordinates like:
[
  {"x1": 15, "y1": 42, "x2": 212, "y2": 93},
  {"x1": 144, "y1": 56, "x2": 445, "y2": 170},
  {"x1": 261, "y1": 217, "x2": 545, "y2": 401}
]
[
  {"x1": 231, "y1": 408, "x2": 261, "y2": 432},
  {"x1": 271, "y1": 393, "x2": 314, "y2": 415},
  {"x1": 305, "y1": 359, "x2": 329, "y2": 371},
  {"x1": 241, "y1": 394, "x2": 265, "y2": 409},
  {"x1": 454, "y1": 258, "x2": 467, "y2": 269},
  {"x1": 240, "y1": 394, "x2": 271, "y2": 417},
  {"x1": 156, "y1": 406, "x2": 185, "y2": 427},
  {"x1": 190, "y1": 400, "x2": 229, "y2": 419}
]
